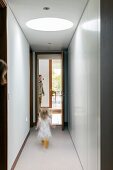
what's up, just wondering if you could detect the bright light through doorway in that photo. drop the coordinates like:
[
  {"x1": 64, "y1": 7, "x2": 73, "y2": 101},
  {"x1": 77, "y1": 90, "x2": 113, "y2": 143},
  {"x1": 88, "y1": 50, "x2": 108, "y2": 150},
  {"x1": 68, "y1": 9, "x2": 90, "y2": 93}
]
[
  {"x1": 52, "y1": 60, "x2": 62, "y2": 109},
  {"x1": 39, "y1": 56, "x2": 63, "y2": 126},
  {"x1": 52, "y1": 114, "x2": 62, "y2": 125}
]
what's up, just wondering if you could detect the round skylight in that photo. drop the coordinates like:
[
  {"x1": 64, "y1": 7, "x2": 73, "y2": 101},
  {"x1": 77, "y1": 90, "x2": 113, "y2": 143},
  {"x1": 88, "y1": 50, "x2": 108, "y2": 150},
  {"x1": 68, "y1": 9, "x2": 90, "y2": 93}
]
[{"x1": 26, "y1": 18, "x2": 73, "y2": 31}]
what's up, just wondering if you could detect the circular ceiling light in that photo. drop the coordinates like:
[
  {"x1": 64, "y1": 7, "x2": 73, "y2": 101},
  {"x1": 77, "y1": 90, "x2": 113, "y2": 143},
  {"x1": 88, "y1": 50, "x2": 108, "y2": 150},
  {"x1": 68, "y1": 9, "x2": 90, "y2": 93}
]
[{"x1": 26, "y1": 18, "x2": 73, "y2": 31}]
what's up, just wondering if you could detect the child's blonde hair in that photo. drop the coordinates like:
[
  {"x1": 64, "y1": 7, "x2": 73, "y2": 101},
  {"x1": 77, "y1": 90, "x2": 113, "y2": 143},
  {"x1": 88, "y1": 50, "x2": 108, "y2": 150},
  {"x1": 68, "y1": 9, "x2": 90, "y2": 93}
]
[
  {"x1": 0, "y1": 59, "x2": 7, "y2": 85},
  {"x1": 40, "y1": 108, "x2": 49, "y2": 120}
]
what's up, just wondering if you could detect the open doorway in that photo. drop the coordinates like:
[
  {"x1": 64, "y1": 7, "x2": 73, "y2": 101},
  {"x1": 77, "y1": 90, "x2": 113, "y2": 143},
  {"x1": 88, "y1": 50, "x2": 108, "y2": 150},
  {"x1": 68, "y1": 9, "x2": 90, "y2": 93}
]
[
  {"x1": 37, "y1": 53, "x2": 64, "y2": 129},
  {"x1": 50, "y1": 59, "x2": 62, "y2": 125}
]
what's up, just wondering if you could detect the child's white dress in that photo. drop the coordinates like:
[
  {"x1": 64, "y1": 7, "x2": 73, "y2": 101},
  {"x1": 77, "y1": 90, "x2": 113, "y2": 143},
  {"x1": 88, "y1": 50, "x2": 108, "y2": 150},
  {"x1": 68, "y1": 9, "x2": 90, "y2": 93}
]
[{"x1": 37, "y1": 117, "x2": 52, "y2": 140}]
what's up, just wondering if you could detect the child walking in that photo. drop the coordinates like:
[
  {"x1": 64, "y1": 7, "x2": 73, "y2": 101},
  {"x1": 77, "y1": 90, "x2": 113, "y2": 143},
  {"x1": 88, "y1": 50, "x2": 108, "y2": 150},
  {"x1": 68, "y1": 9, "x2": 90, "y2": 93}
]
[{"x1": 36, "y1": 108, "x2": 52, "y2": 148}]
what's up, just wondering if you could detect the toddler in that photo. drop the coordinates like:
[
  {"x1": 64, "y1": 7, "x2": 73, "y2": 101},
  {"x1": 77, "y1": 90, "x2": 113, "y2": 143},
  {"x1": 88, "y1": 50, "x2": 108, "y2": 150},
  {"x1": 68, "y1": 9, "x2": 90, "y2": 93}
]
[{"x1": 36, "y1": 108, "x2": 52, "y2": 148}]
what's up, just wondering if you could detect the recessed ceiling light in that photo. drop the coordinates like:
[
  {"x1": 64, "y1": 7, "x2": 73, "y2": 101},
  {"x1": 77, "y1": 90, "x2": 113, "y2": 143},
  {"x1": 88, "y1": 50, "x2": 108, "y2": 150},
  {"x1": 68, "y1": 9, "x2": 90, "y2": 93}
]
[
  {"x1": 43, "y1": 7, "x2": 50, "y2": 10},
  {"x1": 26, "y1": 18, "x2": 73, "y2": 31}
]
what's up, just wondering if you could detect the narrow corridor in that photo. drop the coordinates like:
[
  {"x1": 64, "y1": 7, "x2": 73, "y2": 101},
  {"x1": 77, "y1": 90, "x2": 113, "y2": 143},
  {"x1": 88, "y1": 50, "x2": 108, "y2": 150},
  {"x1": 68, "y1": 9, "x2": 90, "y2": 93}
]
[
  {"x1": 2, "y1": 0, "x2": 110, "y2": 169},
  {"x1": 15, "y1": 127, "x2": 82, "y2": 170}
]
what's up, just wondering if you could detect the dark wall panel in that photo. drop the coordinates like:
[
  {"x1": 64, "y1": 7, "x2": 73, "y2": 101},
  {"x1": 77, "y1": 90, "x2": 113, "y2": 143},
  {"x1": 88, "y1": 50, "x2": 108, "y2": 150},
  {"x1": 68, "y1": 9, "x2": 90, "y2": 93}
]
[
  {"x1": 101, "y1": 0, "x2": 113, "y2": 169},
  {"x1": 0, "y1": 7, "x2": 7, "y2": 170}
]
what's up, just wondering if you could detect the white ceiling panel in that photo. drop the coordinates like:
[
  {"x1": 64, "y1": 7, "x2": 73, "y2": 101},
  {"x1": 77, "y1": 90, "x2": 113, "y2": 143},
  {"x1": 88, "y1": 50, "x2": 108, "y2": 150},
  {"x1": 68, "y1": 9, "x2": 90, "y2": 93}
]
[{"x1": 7, "y1": 0, "x2": 88, "y2": 51}]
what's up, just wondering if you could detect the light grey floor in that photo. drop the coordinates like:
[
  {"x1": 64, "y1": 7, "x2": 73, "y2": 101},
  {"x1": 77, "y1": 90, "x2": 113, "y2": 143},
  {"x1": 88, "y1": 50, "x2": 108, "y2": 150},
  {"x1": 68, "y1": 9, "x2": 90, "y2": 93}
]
[{"x1": 15, "y1": 127, "x2": 83, "y2": 170}]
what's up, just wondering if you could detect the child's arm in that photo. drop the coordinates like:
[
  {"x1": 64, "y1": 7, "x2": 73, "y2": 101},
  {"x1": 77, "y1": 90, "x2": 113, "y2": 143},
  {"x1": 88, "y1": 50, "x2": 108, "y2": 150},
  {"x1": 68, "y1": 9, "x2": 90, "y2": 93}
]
[{"x1": 47, "y1": 116, "x2": 56, "y2": 128}]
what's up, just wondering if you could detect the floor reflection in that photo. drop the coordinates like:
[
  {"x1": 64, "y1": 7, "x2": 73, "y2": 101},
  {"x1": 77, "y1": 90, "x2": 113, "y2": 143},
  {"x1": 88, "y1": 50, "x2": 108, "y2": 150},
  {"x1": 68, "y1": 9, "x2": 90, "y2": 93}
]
[{"x1": 52, "y1": 114, "x2": 62, "y2": 125}]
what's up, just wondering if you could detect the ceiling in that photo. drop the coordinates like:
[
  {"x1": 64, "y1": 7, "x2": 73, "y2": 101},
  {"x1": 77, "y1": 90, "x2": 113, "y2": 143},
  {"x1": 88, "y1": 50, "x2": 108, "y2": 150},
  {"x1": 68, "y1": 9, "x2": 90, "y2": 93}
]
[{"x1": 7, "y1": 0, "x2": 88, "y2": 52}]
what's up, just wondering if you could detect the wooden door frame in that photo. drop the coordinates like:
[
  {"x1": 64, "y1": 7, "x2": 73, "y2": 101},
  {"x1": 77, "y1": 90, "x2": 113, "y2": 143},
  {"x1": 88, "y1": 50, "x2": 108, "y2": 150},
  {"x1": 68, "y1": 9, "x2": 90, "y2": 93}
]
[
  {"x1": 0, "y1": 1, "x2": 7, "y2": 170},
  {"x1": 49, "y1": 60, "x2": 52, "y2": 108},
  {"x1": 30, "y1": 52, "x2": 38, "y2": 127},
  {"x1": 30, "y1": 49, "x2": 33, "y2": 127},
  {"x1": 35, "y1": 52, "x2": 64, "y2": 130},
  {"x1": 35, "y1": 55, "x2": 38, "y2": 125},
  {"x1": 61, "y1": 52, "x2": 64, "y2": 130}
]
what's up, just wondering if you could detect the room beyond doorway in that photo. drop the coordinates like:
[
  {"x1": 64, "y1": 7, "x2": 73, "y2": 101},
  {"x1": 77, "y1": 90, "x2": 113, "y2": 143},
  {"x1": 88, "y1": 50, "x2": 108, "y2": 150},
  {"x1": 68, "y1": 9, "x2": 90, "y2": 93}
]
[{"x1": 37, "y1": 53, "x2": 64, "y2": 127}]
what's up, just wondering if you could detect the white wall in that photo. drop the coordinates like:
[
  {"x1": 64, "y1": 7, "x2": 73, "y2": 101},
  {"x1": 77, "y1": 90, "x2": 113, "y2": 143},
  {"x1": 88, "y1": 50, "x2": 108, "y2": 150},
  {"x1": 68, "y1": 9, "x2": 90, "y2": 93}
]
[
  {"x1": 7, "y1": 7, "x2": 30, "y2": 170},
  {"x1": 39, "y1": 59, "x2": 49, "y2": 107},
  {"x1": 68, "y1": 0, "x2": 100, "y2": 169}
]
